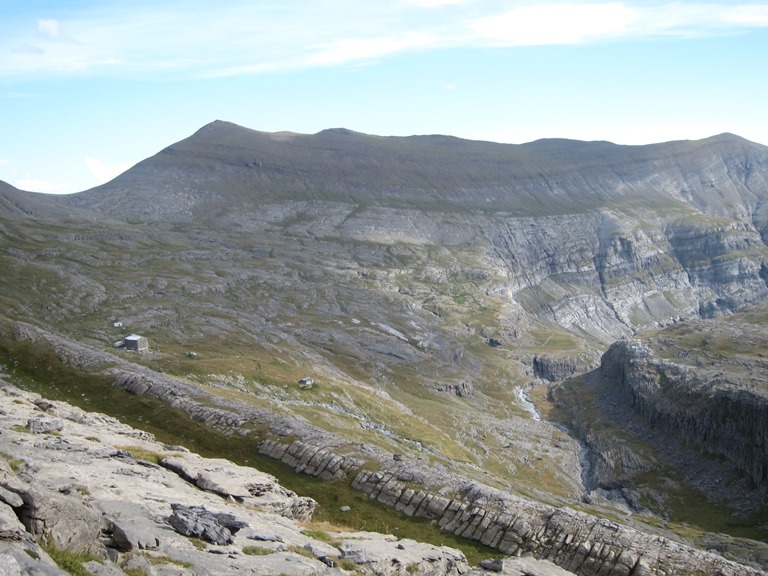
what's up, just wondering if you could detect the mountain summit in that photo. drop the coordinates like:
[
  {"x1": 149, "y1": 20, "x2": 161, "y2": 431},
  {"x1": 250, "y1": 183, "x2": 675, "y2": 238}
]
[{"x1": 60, "y1": 120, "x2": 768, "y2": 223}]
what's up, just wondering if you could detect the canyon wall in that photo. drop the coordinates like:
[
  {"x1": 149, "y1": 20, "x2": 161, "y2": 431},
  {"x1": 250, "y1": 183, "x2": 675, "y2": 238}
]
[{"x1": 599, "y1": 338, "x2": 768, "y2": 486}]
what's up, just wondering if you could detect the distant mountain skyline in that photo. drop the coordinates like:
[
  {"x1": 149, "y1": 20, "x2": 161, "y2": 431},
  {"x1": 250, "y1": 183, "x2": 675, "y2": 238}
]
[{"x1": 2, "y1": 1, "x2": 768, "y2": 193}]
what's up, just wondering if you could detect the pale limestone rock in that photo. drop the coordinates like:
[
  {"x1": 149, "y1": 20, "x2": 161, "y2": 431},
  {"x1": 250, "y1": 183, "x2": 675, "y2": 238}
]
[
  {"x1": 15, "y1": 485, "x2": 101, "y2": 554},
  {"x1": 0, "y1": 380, "x2": 472, "y2": 575},
  {"x1": 0, "y1": 553, "x2": 21, "y2": 576},
  {"x1": 0, "y1": 503, "x2": 25, "y2": 540}
]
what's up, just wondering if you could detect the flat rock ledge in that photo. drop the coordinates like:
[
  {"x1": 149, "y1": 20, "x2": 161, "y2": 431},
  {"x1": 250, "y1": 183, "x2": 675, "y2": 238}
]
[
  {"x1": 0, "y1": 378, "x2": 573, "y2": 576},
  {"x1": 351, "y1": 469, "x2": 764, "y2": 576}
]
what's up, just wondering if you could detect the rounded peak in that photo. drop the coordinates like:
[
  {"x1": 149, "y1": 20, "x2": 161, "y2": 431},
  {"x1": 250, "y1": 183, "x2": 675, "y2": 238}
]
[
  {"x1": 315, "y1": 127, "x2": 369, "y2": 138},
  {"x1": 700, "y1": 132, "x2": 761, "y2": 146},
  {"x1": 192, "y1": 119, "x2": 250, "y2": 136}
]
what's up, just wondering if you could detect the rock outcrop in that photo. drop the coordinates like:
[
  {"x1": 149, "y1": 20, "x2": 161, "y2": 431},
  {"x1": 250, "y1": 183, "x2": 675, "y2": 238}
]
[
  {"x1": 532, "y1": 355, "x2": 597, "y2": 383},
  {"x1": 0, "y1": 379, "x2": 503, "y2": 576},
  {"x1": 599, "y1": 338, "x2": 768, "y2": 487},
  {"x1": 567, "y1": 314, "x2": 768, "y2": 509},
  {"x1": 548, "y1": 309, "x2": 768, "y2": 529},
  {"x1": 350, "y1": 469, "x2": 764, "y2": 576}
]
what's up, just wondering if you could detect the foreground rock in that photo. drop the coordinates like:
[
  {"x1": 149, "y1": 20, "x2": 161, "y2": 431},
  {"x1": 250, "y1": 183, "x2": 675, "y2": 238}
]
[
  {"x1": 0, "y1": 378, "x2": 504, "y2": 576},
  {"x1": 3, "y1": 320, "x2": 766, "y2": 575}
]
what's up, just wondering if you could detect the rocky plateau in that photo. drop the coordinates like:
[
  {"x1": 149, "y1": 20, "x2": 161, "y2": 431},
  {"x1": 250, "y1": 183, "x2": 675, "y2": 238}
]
[{"x1": 2, "y1": 121, "x2": 768, "y2": 574}]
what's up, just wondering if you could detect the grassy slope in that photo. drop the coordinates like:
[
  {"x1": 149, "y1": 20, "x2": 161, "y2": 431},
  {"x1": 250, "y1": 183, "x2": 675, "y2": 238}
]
[
  {"x1": 0, "y1": 204, "x2": 585, "y2": 504},
  {"x1": 3, "y1": 127, "x2": 768, "y2": 557}
]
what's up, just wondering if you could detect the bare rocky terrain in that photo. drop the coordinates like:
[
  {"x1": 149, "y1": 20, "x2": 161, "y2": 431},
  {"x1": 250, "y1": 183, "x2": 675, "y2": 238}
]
[
  {"x1": 551, "y1": 306, "x2": 768, "y2": 521},
  {"x1": 2, "y1": 121, "x2": 768, "y2": 574},
  {"x1": 0, "y1": 375, "x2": 583, "y2": 576}
]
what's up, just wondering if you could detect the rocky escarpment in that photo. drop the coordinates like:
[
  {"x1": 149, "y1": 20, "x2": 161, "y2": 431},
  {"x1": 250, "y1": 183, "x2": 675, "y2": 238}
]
[
  {"x1": 1, "y1": 378, "x2": 588, "y2": 576},
  {"x1": 549, "y1": 310, "x2": 768, "y2": 523},
  {"x1": 600, "y1": 339, "x2": 768, "y2": 486},
  {"x1": 491, "y1": 210, "x2": 768, "y2": 343},
  {"x1": 348, "y1": 469, "x2": 765, "y2": 575},
  {"x1": 532, "y1": 355, "x2": 597, "y2": 383}
]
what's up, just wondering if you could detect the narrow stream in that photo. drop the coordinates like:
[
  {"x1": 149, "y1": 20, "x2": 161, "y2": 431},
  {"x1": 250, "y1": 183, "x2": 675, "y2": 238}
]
[{"x1": 515, "y1": 386, "x2": 541, "y2": 421}]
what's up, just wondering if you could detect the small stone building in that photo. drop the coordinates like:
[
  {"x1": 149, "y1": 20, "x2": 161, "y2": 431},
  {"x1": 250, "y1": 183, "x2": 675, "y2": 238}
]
[
  {"x1": 298, "y1": 377, "x2": 314, "y2": 389},
  {"x1": 124, "y1": 334, "x2": 149, "y2": 352}
]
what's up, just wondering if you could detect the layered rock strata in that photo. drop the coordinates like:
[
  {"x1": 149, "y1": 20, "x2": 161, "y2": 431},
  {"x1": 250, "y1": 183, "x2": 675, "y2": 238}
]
[
  {"x1": 598, "y1": 335, "x2": 768, "y2": 487},
  {"x1": 0, "y1": 379, "x2": 511, "y2": 576},
  {"x1": 350, "y1": 469, "x2": 763, "y2": 576}
]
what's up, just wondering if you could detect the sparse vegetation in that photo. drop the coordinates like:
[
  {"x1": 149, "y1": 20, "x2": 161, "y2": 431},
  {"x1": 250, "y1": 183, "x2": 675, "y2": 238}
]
[
  {"x1": 116, "y1": 446, "x2": 165, "y2": 464},
  {"x1": 286, "y1": 544, "x2": 315, "y2": 559},
  {"x1": 42, "y1": 545, "x2": 100, "y2": 576},
  {"x1": 143, "y1": 554, "x2": 193, "y2": 568},
  {"x1": 242, "y1": 545, "x2": 275, "y2": 556},
  {"x1": 0, "y1": 451, "x2": 24, "y2": 472}
]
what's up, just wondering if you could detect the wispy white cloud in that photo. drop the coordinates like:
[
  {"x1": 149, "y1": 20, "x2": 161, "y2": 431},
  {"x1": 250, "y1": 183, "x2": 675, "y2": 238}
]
[
  {"x1": 409, "y1": 0, "x2": 470, "y2": 7},
  {"x1": 84, "y1": 156, "x2": 132, "y2": 184},
  {"x1": 37, "y1": 19, "x2": 61, "y2": 39},
  {"x1": 11, "y1": 44, "x2": 45, "y2": 55},
  {"x1": 17, "y1": 178, "x2": 71, "y2": 193},
  {"x1": 725, "y1": 5, "x2": 768, "y2": 25},
  {"x1": 306, "y1": 32, "x2": 438, "y2": 66},
  {"x1": 473, "y1": 3, "x2": 637, "y2": 45},
  {"x1": 3, "y1": 2, "x2": 768, "y2": 79},
  {"x1": 0, "y1": 158, "x2": 11, "y2": 165},
  {"x1": 473, "y1": 3, "x2": 768, "y2": 46}
]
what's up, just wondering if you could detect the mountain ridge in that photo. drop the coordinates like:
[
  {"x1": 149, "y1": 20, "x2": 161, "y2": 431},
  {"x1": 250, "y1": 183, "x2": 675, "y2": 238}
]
[
  {"x1": 48, "y1": 121, "x2": 768, "y2": 223},
  {"x1": 3, "y1": 120, "x2": 768, "y2": 574}
]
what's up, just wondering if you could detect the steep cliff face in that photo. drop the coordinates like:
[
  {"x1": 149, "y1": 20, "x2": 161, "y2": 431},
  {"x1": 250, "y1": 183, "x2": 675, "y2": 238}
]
[
  {"x1": 490, "y1": 208, "x2": 768, "y2": 343},
  {"x1": 551, "y1": 307, "x2": 768, "y2": 519},
  {"x1": 600, "y1": 334, "x2": 768, "y2": 487}
]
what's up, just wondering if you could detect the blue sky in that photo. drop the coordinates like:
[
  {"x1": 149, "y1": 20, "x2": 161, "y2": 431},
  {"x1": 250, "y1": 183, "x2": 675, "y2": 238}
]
[{"x1": 2, "y1": 1, "x2": 768, "y2": 194}]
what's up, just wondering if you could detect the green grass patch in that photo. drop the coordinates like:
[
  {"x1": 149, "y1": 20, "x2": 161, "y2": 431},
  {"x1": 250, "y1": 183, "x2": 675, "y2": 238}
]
[
  {"x1": 142, "y1": 554, "x2": 193, "y2": 568},
  {"x1": 43, "y1": 545, "x2": 100, "y2": 576},
  {"x1": 0, "y1": 451, "x2": 24, "y2": 472},
  {"x1": 286, "y1": 544, "x2": 315, "y2": 559},
  {"x1": 242, "y1": 545, "x2": 275, "y2": 556},
  {"x1": 115, "y1": 446, "x2": 166, "y2": 464}
]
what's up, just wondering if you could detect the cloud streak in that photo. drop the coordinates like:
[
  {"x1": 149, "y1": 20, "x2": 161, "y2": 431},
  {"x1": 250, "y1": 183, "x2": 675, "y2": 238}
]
[
  {"x1": 37, "y1": 19, "x2": 61, "y2": 39},
  {"x1": 84, "y1": 156, "x2": 132, "y2": 184},
  {"x1": 17, "y1": 178, "x2": 71, "y2": 193},
  {"x1": 3, "y1": 2, "x2": 768, "y2": 79},
  {"x1": 473, "y1": 3, "x2": 637, "y2": 45}
]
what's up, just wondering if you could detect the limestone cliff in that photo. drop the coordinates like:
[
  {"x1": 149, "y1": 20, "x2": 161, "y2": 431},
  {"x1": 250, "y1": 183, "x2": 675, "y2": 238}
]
[
  {"x1": 550, "y1": 306, "x2": 768, "y2": 524},
  {"x1": 599, "y1": 338, "x2": 768, "y2": 487}
]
